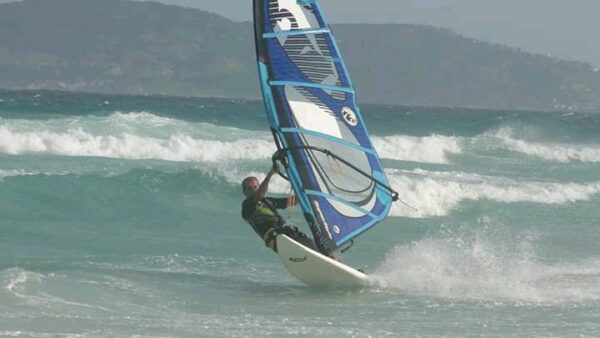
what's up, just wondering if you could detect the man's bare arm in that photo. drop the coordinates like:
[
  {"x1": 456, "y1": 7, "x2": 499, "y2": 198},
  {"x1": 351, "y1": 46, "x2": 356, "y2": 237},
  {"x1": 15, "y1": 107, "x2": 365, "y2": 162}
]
[{"x1": 254, "y1": 166, "x2": 275, "y2": 201}]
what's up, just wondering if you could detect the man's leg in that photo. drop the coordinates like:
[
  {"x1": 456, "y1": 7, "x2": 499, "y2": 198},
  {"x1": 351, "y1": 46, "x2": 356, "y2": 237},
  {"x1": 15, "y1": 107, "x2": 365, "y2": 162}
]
[
  {"x1": 280, "y1": 225, "x2": 317, "y2": 251},
  {"x1": 278, "y1": 225, "x2": 343, "y2": 262}
]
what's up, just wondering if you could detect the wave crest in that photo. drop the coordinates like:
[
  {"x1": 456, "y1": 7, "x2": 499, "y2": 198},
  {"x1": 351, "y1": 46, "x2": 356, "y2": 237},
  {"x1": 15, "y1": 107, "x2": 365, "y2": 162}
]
[
  {"x1": 493, "y1": 128, "x2": 600, "y2": 163},
  {"x1": 373, "y1": 134, "x2": 462, "y2": 164},
  {"x1": 388, "y1": 169, "x2": 600, "y2": 218},
  {"x1": 0, "y1": 125, "x2": 273, "y2": 162}
]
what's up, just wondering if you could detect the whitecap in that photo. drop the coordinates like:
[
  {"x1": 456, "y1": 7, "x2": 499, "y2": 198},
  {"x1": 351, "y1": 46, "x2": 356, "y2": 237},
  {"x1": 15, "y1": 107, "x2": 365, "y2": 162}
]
[
  {"x1": 387, "y1": 168, "x2": 600, "y2": 218},
  {"x1": 492, "y1": 127, "x2": 600, "y2": 163},
  {"x1": 372, "y1": 134, "x2": 462, "y2": 164},
  {"x1": 0, "y1": 125, "x2": 274, "y2": 162}
]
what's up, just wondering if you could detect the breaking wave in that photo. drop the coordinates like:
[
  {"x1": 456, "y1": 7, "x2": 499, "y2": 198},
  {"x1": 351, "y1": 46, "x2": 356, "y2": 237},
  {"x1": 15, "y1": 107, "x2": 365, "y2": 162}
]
[
  {"x1": 372, "y1": 134, "x2": 462, "y2": 164},
  {"x1": 0, "y1": 125, "x2": 274, "y2": 162},
  {"x1": 0, "y1": 113, "x2": 465, "y2": 165},
  {"x1": 4, "y1": 112, "x2": 599, "y2": 166},
  {"x1": 387, "y1": 169, "x2": 600, "y2": 218},
  {"x1": 493, "y1": 127, "x2": 600, "y2": 163}
]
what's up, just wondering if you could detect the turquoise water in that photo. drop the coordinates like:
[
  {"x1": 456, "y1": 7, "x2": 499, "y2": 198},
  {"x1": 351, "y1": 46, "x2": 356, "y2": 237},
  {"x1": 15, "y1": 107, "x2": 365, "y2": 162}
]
[{"x1": 1, "y1": 90, "x2": 599, "y2": 337}]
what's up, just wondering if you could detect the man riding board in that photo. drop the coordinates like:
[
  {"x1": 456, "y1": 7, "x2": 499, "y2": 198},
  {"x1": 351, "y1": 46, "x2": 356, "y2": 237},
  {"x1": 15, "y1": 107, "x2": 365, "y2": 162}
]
[{"x1": 241, "y1": 165, "x2": 317, "y2": 253}]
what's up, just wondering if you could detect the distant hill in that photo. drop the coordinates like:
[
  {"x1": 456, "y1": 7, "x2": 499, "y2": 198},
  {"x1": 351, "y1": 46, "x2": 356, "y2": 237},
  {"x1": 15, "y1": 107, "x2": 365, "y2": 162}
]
[{"x1": 2, "y1": 0, "x2": 600, "y2": 111}]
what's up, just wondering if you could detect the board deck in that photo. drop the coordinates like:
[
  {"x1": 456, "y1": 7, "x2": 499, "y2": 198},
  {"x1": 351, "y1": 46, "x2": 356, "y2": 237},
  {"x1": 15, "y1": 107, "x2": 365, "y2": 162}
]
[{"x1": 276, "y1": 234, "x2": 369, "y2": 288}]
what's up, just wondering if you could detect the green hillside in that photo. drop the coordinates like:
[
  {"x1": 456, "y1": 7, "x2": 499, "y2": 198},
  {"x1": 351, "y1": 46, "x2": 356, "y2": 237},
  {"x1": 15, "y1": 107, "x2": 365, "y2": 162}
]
[{"x1": 1, "y1": 0, "x2": 599, "y2": 111}]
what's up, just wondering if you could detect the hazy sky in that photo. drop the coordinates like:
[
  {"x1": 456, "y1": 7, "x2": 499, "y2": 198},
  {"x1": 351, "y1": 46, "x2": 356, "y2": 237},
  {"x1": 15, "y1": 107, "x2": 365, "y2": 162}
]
[{"x1": 149, "y1": 0, "x2": 600, "y2": 67}]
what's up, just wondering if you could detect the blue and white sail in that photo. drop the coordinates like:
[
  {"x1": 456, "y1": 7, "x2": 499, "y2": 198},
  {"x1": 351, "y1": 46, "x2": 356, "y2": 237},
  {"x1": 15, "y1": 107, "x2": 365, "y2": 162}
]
[{"x1": 253, "y1": 0, "x2": 397, "y2": 255}]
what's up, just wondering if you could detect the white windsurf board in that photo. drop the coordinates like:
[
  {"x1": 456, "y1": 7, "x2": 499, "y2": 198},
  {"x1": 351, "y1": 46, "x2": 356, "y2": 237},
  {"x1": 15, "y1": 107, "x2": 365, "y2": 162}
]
[{"x1": 276, "y1": 234, "x2": 369, "y2": 288}]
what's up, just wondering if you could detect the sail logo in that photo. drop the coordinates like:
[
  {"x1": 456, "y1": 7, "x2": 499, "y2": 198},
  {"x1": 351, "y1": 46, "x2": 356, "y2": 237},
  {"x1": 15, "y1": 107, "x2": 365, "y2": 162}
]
[
  {"x1": 333, "y1": 225, "x2": 340, "y2": 234},
  {"x1": 273, "y1": 0, "x2": 311, "y2": 31},
  {"x1": 342, "y1": 107, "x2": 358, "y2": 126},
  {"x1": 289, "y1": 256, "x2": 308, "y2": 263}
]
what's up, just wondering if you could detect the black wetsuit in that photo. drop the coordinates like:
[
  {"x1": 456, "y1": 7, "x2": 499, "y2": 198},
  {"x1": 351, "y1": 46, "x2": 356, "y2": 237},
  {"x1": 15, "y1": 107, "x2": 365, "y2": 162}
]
[{"x1": 242, "y1": 197, "x2": 316, "y2": 252}]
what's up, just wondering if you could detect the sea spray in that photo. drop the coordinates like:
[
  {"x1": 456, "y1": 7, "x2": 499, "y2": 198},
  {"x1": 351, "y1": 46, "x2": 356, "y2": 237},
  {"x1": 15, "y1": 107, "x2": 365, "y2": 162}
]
[{"x1": 372, "y1": 219, "x2": 600, "y2": 303}]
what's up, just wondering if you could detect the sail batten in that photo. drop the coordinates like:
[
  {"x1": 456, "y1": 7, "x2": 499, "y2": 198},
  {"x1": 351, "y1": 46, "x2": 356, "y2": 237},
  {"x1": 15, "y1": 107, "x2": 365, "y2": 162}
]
[
  {"x1": 269, "y1": 81, "x2": 353, "y2": 93},
  {"x1": 263, "y1": 28, "x2": 330, "y2": 38},
  {"x1": 304, "y1": 190, "x2": 378, "y2": 219},
  {"x1": 254, "y1": 0, "x2": 394, "y2": 255},
  {"x1": 279, "y1": 128, "x2": 378, "y2": 155}
]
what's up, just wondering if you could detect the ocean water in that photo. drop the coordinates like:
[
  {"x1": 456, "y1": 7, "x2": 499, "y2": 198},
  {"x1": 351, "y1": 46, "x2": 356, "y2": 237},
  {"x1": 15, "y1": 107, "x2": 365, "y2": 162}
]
[{"x1": 1, "y1": 89, "x2": 599, "y2": 337}]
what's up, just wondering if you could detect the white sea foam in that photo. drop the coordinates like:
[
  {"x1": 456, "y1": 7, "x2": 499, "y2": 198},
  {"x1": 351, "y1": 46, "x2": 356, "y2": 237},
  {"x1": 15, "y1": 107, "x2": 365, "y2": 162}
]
[
  {"x1": 1, "y1": 268, "x2": 43, "y2": 298},
  {"x1": 372, "y1": 223, "x2": 600, "y2": 303},
  {"x1": 0, "y1": 332, "x2": 61, "y2": 338},
  {"x1": 3, "y1": 111, "x2": 599, "y2": 172},
  {"x1": 1, "y1": 268, "x2": 116, "y2": 318},
  {"x1": 0, "y1": 111, "x2": 273, "y2": 161},
  {"x1": 0, "y1": 169, "x2": 39, "y2": 180},
  {"x1": 0, "y1": 125, "x2": 274, "y2": 162},
  {"x1": 109, "y1": 111, "x2": 177, "y2": 126},
  {"x1": 1, "y1": 113, "x2": 468, "y2": 165},
  {"x1": 371, "y1": 127, "x2": 600, "y2": 165},
  {"x1": 3, "y1": 270, "x2": 31, "y2": 293},
  {"x1": 372, "y1": 134, "x2": 462, "y2": 164},
  {"x1": 387, "y1": 169, "x2": 600, "y2": 218},
  {"x1": 105, "y1": 111, "x2": 266, "y2": 141},
  {"x1": 492, "y1": 127, "x2": 600, "y2": 163}
]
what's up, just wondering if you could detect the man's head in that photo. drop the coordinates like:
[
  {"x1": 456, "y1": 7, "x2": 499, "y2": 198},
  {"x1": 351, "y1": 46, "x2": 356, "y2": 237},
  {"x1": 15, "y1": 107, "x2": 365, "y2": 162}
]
[{"x1": 242, "y1": 176, "x2": 259, "y2": 197}]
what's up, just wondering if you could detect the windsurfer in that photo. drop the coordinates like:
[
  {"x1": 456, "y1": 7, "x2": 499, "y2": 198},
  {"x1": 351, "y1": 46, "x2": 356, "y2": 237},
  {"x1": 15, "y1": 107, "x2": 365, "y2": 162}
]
[{"x1": 241, "y1": 165, "x2": 317, "y2": 253}]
